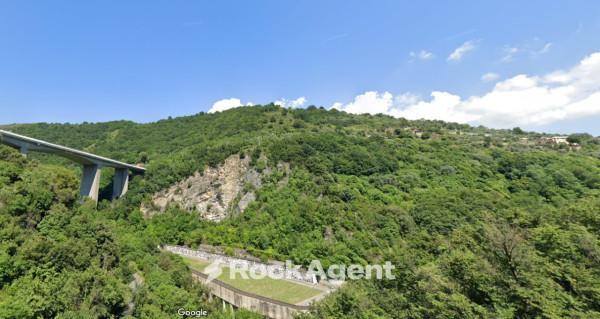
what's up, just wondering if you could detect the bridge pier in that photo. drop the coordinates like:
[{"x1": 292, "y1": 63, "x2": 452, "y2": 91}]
[
  {"x1": 19, "y1": 145, "x2": 28, "y2": 157},
  {"x1": 1, "y1": 129, "x2": 145, "y2": 204},
  {"x1": 112, "y1": 168, "x2": 129, "y2": 199},
  {"x1": 80, "y1": 164, "x2": 102, "y2": 203}
]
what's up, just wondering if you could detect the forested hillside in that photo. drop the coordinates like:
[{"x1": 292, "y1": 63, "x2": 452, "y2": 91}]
[{"x1": 2, "y1": 105, "x2": 600, "y2": 318}]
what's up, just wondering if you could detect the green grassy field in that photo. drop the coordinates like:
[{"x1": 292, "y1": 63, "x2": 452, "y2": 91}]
[{"x1": 181, "y1": 256, "x2": 323, "y2": 304}]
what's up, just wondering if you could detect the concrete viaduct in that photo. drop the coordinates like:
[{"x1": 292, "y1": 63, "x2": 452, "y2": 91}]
[{"x1": 0, "y1": 129, "x2": 145, "y2": 203}]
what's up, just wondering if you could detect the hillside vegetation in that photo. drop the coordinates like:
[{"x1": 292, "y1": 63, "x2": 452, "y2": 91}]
[{"x1": 2, "y1": 105, "x2": 600, "y2": 318}]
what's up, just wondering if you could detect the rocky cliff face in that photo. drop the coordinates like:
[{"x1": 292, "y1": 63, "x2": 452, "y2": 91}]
[{"x1": 141, "y1": 154, "x2": 278, "y2": 221}]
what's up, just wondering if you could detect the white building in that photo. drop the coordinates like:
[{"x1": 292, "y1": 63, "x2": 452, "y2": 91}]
[{"x1": 540, "y1": 136, "x2": 569, "y2": 145}]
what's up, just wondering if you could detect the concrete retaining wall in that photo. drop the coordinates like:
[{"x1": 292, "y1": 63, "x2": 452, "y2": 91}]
[
  {"x1": 164, "y1": 244, "x2": 317, "y2": 285},
  {"x1": 192, "y1": 270, "x2": 310, "y2": 319}
]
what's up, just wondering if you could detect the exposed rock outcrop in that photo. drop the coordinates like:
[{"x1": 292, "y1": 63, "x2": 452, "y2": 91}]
[{"x1": 141, "y1": 154, "x2": 285, "y2": 221}]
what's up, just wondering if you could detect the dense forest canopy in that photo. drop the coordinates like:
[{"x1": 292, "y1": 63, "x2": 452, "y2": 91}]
[{"x1": 1, "y1": 105, "x2": 600, "y2": 318}]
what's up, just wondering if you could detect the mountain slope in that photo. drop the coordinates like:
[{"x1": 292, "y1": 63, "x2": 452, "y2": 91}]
[{"x1": 2, "y1": 105, "x2": 600, "y2": 318}]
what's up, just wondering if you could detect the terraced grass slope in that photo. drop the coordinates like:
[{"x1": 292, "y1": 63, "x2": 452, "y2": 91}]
[{"x1": 180, "y1": 256, "x2": 323, "y2": 305}]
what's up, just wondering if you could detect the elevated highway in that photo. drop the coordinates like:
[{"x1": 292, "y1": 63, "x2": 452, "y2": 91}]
[{"x1": 0, "y1": 129, "x2": 145, "y2": 202}]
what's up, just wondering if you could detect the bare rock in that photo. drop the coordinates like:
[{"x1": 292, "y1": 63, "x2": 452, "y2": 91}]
[{"x1": 141, "y1": 154, "x2": 279, "y2": 221}]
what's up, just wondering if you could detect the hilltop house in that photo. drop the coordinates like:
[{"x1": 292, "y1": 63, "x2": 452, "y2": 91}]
[{"x1": 539, "y1": 136, "x2": 569, "y2": 145}]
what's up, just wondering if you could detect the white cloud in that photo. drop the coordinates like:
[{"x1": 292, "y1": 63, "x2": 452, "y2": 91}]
[
  {"x1": 335, "y1": 91, "x2": 392, "y2": 114},
  {"x1": 208, "y1": 98, "x2": 253, "y2": 113},
  {"x1": 538, "y1": 42, "x2": 552, "y2": 54},
  {"x1": 331, "y1": 91, "x2": 419, "y2": 115},
  {"x1": 390, "y1": 92, "x2": 478, "y2": 123},
  {"x1": 274, "y1": 97, "x2": 307, "y2": 108},
  {"x1": 502, "y1": 40, "x2": 552, "y2": 62},
  {"x1": 331, "y1": 102, "x2": 344, "y2": 110},
  {"x1": 410, "y1": 50, "x2": 434, "y2": 61},
  {"x1": 332, "y1": 51, "x2": 600, "y2": 129},
  {"x1": 481, "y1": 72, "x2": 500, "y2": 82},
  {"x1": 501, "y1": 46, "x2": 519, "y2": 62},
  {"x1": 209, "y1": 96, "x2": 307, "y2": 113},
  {"x1": 447, "y1": 40, "x2": 477, "y2": 62},
  {"x1": 325, "y1": 33, "x2": 349, "y2": 42}
]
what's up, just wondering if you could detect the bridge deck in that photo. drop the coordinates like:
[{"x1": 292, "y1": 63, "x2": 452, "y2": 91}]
[{"x1": 0, "y1": 129, "x2": 145, "y2": 173}]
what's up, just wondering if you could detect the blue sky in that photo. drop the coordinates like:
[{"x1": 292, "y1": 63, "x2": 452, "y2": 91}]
[{"x1": 1, "y1": 1, "x2": 600, "y2": 134}]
